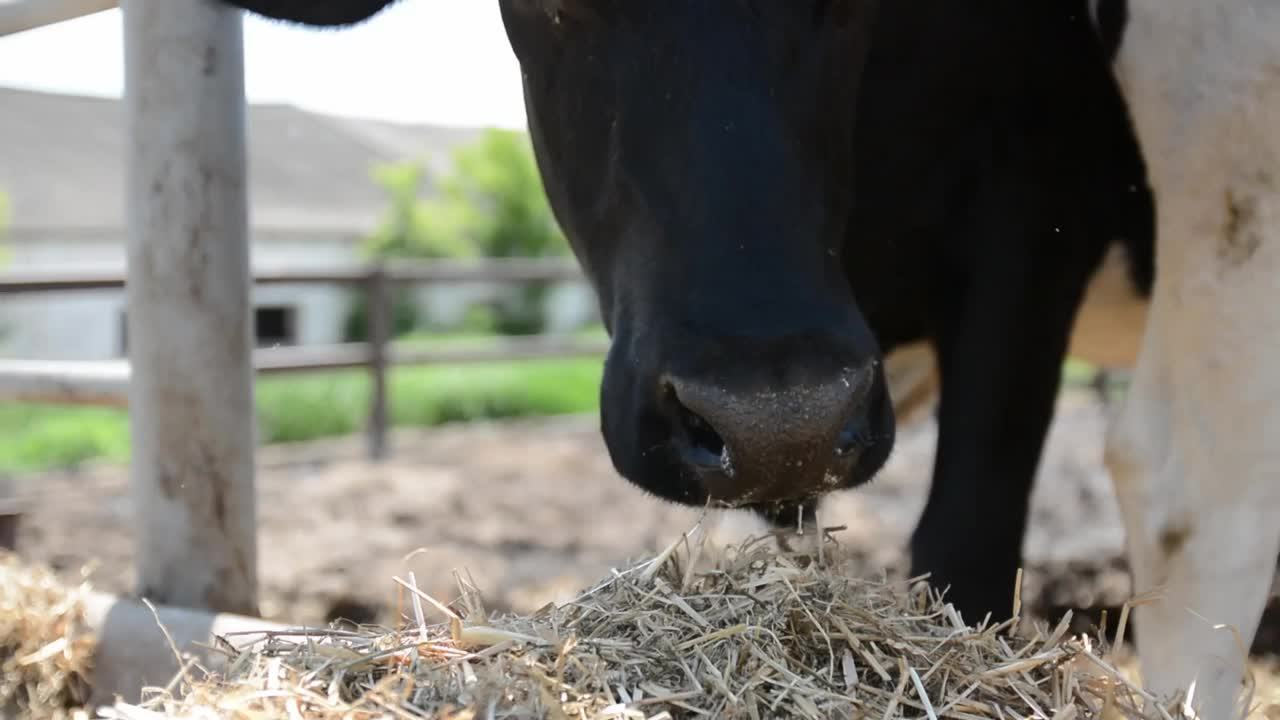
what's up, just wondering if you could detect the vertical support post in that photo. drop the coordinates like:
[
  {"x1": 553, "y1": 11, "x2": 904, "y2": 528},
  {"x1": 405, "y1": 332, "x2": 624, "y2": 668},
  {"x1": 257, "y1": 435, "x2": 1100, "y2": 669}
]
[
  {"x1": 122, "y1": 0, "x2": 258, "y2": 616},
  {"x1": 367, "y1": 264, "x2": 390, "y2": 461}
]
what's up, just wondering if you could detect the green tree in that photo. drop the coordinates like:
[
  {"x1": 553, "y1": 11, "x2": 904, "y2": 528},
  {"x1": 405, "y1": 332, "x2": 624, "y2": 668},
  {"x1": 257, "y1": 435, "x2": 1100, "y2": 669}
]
[
  {"x1": 362, "y1": 160, "x2": 477, "y2": 261},
  {"x1": 437, "y1": 129, "x2": 569, "y2": 334},
  {"x1": 440, "y1": 128, "x2": 567, "y2": 260},
  {"x1": 357, "y1": 129, "x2": 571, "y2": 336},
  {"x1": 344, "y1": 159, "x2": 477, "y2": 342}
]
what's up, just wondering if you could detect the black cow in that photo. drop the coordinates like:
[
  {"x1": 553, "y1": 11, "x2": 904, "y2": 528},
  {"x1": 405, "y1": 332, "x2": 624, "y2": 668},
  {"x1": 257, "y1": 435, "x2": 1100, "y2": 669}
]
[{"x1": 224, "y1": 0, "x2": 1153, "y2": 627}]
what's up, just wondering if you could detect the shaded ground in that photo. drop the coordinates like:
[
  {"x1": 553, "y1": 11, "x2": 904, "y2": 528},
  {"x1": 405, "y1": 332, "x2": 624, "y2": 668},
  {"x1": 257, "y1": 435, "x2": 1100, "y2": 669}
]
[{"x1": 11, "y1": 387, "x2": 1280, "y2": 655}]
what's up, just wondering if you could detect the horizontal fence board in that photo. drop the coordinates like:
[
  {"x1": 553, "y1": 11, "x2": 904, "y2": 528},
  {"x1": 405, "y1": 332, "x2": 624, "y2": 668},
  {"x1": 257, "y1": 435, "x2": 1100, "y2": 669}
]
[
  {"x1": 384, "y1": 259, "x2": 587, "y2": 284},
  {"x1": 255, "y1": 342, "x2": 371, "y2": 373},
  {"x1": 0, "y1": 259, "x2": 589, "y2": 293},
  {"x1": 0, "y1": 359, "x2": 130, "y2": 406},
  {"x1": 392, "y1": 336, "x2": 611, "y2": 365},
  {"x1": 0, "y1": 271, "x2": 127, "y2": 293},
  {"x1": 0, "y1": 338, "x2": 610, "y2": 405}
]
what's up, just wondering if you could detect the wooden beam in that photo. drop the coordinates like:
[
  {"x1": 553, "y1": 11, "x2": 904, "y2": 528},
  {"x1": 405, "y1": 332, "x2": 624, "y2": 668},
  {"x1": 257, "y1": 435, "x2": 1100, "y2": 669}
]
[
  {"x1": 0, "y1": 339, "x2": 612, "y2": 408},
  {"x1": 0, "y1": 259, "x2": 590, "y2": 294},
  {"x1": 0, "y1": 359, "x2": 129, "y2": 406},
  {"x1": 0, "y1": 0, "x2": 117, "y2": 37},
  {"x1": 122, "y1": 0, "x2": 258, "y2": 616}
]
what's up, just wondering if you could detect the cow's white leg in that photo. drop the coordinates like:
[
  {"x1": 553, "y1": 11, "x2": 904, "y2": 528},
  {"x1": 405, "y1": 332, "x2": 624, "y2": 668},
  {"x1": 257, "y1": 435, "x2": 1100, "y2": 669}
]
[
  {"x1": 1107, "y1": 3, "x2": 1280, "y2": 717},
  {"x1": 1108, "y1": 326, "x2": 1280, "y2": 719},
  {"x1": 1107, "y1": 185, "x2": 1280, "y2": 719}
]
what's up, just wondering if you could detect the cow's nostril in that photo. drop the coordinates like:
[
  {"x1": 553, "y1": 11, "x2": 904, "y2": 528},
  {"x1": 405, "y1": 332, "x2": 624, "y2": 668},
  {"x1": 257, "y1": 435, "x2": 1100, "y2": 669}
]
[
  {"x1": 835, "y1": 416, "x2": 866, "y2": 458},
  {"x1": 676, "y1": 403, "x2": 726, "y2": 468}
]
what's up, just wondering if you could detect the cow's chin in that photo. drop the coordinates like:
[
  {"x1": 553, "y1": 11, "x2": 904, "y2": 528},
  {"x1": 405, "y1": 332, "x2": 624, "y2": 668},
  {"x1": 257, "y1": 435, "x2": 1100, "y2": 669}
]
[
  {"x1": 747, "y1": 498, "x2": 821, "y2": 532},
  {"x1": 614, "y1": 457, "x2": 849, "y2": 518},
  {"x1": 692, "y1": 469, "x2": 863, "y2": 531}
]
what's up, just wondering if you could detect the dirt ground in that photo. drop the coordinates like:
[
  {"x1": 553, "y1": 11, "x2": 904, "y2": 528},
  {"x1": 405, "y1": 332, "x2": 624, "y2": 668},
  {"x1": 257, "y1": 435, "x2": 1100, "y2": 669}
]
[{"x1": 11, "y1": 386, "x2": 1280, "y2": 655}]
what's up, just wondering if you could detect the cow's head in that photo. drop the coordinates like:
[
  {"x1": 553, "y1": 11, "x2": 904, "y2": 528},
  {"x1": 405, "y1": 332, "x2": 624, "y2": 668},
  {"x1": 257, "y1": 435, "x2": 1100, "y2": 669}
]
[{"x1": 499, "y1": 0, "x2": 893, "y2": 520}]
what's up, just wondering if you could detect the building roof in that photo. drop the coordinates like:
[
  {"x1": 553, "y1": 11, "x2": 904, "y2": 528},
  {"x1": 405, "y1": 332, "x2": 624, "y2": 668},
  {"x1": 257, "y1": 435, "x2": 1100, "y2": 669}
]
[{"x1": 0, "y1": 86, "x2": 486, "y2": 236}]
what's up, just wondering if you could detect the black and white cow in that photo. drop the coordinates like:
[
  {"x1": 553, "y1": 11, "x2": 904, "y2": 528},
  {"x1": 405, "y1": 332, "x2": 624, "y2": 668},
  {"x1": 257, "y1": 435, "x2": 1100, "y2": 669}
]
[{"x1": 220, "y1": 1, "x2": 1278, "y2": 716}]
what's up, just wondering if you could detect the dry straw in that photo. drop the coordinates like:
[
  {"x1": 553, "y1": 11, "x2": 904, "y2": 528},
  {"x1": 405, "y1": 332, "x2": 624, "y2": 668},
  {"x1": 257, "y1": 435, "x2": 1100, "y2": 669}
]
[
  {"x1": 103, "y1": 520, "x2": 1210, "y2": 720},
  {"x1": 0, "y1": 550, "x2": 96, "y2": 720}
]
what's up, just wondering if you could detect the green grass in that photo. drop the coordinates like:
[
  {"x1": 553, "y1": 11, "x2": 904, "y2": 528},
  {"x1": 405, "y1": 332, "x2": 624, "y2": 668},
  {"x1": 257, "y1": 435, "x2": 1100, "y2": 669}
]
[
  {"x1": 0, "y1": 357, "x2": 605, "y2": 474},
  {"x1": 0, "y1": 404, "x2": 132, "y2": 473},
  {"x1": 256, "y1": 357, "x2": 604, "y2": 444}
]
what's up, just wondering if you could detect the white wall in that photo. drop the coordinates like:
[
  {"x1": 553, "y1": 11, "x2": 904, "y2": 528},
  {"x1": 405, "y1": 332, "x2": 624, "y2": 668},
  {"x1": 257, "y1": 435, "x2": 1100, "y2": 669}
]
[
  {"x1": 0, "y1": 232, "x2": 129, "y2": 360},
  {"x1": 0, "y1": 289, "x2": 124, "y2": 360}
]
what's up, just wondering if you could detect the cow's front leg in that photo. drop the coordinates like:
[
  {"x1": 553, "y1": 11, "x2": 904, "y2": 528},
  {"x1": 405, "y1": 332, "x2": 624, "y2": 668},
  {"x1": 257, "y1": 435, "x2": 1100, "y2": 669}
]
[
  {"x1": 1100, "y1": 112, "x2": 1280, "y2": 720},
  {"x1": 1107, "y1": 303, "x2": 1280, "y2": 719},
  {"x1": 909, "y1": 195, "x2": 1103, "y2": 626},
  {"x1": 1102, "y1": 3, "x2": 1280, "y2": 713}
]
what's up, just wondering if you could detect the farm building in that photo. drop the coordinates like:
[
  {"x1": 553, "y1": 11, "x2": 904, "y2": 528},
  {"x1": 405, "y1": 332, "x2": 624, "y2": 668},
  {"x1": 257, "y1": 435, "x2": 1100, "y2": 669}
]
[{"x1": 0, "y1": 85, "x2": 597, "y2": 361}]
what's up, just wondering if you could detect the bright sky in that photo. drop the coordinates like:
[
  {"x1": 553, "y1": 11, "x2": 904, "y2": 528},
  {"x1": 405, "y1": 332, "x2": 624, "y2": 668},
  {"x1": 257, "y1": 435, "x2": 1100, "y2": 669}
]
[{"x1": 0, "y1": 1, "x2": 529, "y2": 129}]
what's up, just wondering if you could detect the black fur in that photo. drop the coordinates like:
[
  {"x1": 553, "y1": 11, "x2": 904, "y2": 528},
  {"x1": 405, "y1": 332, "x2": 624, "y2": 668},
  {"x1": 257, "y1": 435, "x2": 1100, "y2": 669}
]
[{"x1": 221, "y1": 0, "x2": 398, "y2": 26}]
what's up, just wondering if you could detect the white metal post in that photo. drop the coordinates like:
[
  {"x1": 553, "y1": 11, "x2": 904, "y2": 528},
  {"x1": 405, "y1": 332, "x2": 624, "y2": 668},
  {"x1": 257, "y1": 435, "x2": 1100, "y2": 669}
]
[{"x1": 122, "y1": 0, "x2": 258, "y2": 615}]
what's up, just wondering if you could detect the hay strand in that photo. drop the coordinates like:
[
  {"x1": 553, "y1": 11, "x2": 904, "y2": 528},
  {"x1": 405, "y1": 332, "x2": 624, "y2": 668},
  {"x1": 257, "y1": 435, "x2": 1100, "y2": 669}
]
[{"x1": 0, "y1": 550, "x2": 96, "y2": 720}]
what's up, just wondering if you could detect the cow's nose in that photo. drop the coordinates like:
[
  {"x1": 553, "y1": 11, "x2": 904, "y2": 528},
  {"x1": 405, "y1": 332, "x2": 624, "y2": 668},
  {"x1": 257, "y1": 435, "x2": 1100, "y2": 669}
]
[{"x1": 662, "y1": 361, "x2": 886, "y2": 505}]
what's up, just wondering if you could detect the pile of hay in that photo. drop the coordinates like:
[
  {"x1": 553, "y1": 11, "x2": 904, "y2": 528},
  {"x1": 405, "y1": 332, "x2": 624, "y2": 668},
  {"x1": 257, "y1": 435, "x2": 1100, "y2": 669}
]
[
  {"x1": 0, "y1": 550, "x2": 96, "y2": 720},
  {"x1": 108, "y1": 523, "x2": 1197, "y2": 720}
]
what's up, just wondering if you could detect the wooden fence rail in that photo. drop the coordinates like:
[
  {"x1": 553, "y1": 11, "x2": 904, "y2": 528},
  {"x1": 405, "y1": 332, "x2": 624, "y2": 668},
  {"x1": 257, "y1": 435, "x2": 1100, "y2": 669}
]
[
  {"x1": 0, "y1": 259, "x2": 605, "y2": 459},
  {"x1": 0, "y1": 258, "x2": 590, "y2": 293}
]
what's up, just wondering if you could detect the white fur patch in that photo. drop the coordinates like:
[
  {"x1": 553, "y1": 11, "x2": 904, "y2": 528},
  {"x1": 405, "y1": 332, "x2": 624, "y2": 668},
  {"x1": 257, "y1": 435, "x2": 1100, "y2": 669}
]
[{"x1": 1105, "y1": 1, "x2": 1280, "y2": 717}]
